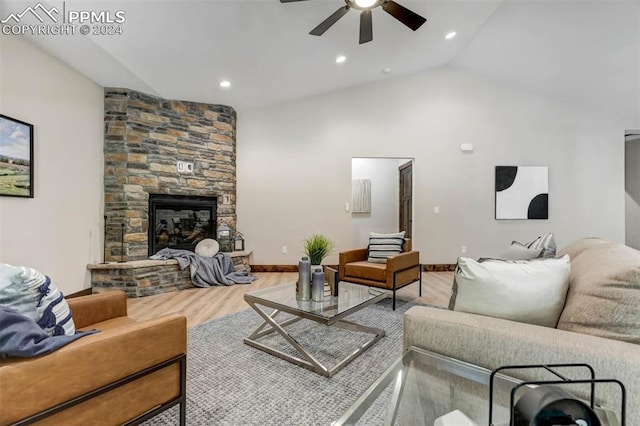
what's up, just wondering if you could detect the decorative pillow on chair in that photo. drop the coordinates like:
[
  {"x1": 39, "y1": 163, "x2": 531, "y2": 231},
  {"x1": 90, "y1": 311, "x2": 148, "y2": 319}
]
[
  {"x1": 449, "y1": 255, "x2": 570, "y2": 327},
  {"x1": 513, "y1": 232, "x2": 557, "y2": 258},
  {"x1": 367, "y1": 231, "x2": 405, "y2": 264},
  {"x1": 0, "y1": 263, "x2": 75, "y2": 336}
]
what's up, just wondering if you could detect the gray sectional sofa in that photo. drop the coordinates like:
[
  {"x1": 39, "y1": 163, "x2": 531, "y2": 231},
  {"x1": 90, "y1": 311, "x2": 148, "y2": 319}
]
[{"x1": 403, "y1": 238, "x2": 640, "y2": 423}]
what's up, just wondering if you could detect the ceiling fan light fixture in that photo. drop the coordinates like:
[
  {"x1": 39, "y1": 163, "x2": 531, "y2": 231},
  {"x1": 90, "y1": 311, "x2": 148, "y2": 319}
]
[{"x1": 354, "y1": 0, "x2": 377, "y2": 8}]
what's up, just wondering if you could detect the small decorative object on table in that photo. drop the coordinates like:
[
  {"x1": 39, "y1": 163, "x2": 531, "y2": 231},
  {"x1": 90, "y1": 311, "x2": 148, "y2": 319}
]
[
  {"x1": 434, "y1": 410, "x2": 477, "y2": 426},
  {"x1": 297, "y1": 256, "x2": 311, "y2": 301},
  {"x1": 311, "y1": 270, "x2": 325, "y2": 302},
  {"x1": 303, "y1": 234, "x2": 335, "y2": 266}
]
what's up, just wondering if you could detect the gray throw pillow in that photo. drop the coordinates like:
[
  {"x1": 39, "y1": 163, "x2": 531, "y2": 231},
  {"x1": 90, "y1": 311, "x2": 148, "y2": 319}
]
[
  {"x1": 513, "y1": 232, "x2": 557, "y2": 258},
  {"x1": 499, "y1": 244, "x2": 544, "y2": 260}
]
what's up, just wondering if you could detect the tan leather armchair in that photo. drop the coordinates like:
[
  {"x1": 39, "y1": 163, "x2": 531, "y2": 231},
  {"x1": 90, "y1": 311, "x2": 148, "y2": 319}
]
[
  {"x1": 339, "y1": 239, "x2": 421, "y2": 310},
  {"x1": 0, "y1": 291, "x2": 187, "y2": 426}
]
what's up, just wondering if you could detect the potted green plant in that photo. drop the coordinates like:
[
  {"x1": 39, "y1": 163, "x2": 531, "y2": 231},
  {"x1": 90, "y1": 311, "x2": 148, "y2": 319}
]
[{"x1": 303, "y1": 234, "x2": 335, "y2": 266}]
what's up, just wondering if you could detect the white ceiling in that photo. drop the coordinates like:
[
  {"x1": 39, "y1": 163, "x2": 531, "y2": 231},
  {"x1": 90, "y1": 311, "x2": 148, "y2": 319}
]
[{"x1": 4, "y1": 0, "x2": 640, "y2": 116}]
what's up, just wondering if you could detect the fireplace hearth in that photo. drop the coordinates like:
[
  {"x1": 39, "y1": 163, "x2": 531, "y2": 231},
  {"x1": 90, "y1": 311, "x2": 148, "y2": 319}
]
[{"x1": 148, "y1": 194, "x2": 217, "y2": 256}]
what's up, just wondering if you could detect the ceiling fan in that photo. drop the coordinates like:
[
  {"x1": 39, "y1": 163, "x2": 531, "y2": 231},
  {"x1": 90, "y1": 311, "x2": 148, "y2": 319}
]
[{"x1": 280, "y1": 0, "x2": 427, "y2": 45}]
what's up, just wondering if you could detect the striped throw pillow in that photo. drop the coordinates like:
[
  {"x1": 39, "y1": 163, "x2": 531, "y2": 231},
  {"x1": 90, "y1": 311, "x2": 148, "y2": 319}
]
[
  {"x1": 16, "y1": 266, "x2": 76, "y2": 336},
  {"x1": 367, "y1": 232, "x2": 405, "y2": 264}
]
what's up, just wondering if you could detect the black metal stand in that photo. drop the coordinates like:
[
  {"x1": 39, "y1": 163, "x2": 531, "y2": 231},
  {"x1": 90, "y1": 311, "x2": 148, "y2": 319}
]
[
  {"x1": 101, "y1": 215, "x2": 108, "y2": 264},
  {"x1": 489, "y1": 363, "x2": 626, "y2": 426},
  {"x1": 119, "y1": 223, "x2": 125, "y2": 263}
]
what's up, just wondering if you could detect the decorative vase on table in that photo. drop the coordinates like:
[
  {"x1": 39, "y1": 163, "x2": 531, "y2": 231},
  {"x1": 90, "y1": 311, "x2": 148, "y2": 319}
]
[
  {"x1": 297, "y1": 256, "x2": 311, "y2": 301},
  {"x1": 311, "y1": 270, "x2": 325, "y2": 302}
]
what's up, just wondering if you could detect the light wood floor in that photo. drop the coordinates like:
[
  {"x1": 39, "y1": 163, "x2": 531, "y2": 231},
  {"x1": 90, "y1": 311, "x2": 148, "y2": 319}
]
[{"x1": 127, "y1": 271, "x2": 454, "y2": 327}]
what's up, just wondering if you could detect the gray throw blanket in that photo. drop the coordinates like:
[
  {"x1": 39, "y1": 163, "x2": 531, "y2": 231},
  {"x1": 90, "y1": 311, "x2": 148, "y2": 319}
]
[
  {"x1": 0, "y1": 306, "x2": 98, "y2": 359},
  {"x1": 150, "y1": 248, "x2": 257, "y2": 287}
]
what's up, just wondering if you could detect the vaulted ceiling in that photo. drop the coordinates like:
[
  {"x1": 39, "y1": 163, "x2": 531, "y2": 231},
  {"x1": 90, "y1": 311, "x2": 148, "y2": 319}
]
[{"x1": 4, "y1": 0, "x2": 640, "y2": 116}]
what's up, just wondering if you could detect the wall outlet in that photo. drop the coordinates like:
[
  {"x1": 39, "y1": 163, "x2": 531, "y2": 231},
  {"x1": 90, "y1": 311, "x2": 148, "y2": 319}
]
[
  {"x1": 461, "y1": 246, "x2": 467, "y2": 254},
  {"x1": 176, "y1": 160, "x2": 194, "y2": 174},
  {"x1": 282, "y1": 246, "x2": 287, "y2": 254}
]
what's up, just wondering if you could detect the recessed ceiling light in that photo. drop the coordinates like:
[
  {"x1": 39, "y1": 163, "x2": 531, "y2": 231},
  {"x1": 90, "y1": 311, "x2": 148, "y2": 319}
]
[
  {"x1": 445, "y1": 31, "x2": 457, "y2": 40},
  {"x1": 382, "y1": 68, "x2": 392, "y2": 74},
  {"x1": 336, "y1": 55, "x2": 347, "y2": 64},
  {"x1": 219, "y1": 80, "x2": 231, "y2": 88}
]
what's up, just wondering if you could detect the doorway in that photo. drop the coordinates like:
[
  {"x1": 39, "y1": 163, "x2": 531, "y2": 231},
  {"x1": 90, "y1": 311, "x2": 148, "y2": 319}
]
[
  {"x1": 399, "y1": 161, "x2": 413, "y2": 239},
  {"x1": 350, "y1": 157, "x2": 414, "y2": 248},
  {"x1": 626, "y1": 131, "x2": 640, "y2": 249}
]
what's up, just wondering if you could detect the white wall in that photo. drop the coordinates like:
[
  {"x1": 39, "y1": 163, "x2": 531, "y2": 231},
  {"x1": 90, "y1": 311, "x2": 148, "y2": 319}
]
[
  {"x1": 0, "y1": 35, "x2": 104, "y2": 294},
  {"x1": 351, "y1": 158, "x2": 407, "y2": 247},
  {"x1": 237, "y1": 66, "x2": 634, "y2": 265},
  {"x1": 626, "y1": 135, "x2": 640, "y2": 249}
]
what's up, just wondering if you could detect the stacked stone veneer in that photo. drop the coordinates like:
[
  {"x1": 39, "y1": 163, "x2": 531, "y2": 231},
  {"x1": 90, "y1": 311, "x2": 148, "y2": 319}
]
[
  {"x1": 89, "y1": 252, "x2": 252, "y2": 297},
  {"x1": 104, "y1": 88, "x2": 237, "y2": 261}
]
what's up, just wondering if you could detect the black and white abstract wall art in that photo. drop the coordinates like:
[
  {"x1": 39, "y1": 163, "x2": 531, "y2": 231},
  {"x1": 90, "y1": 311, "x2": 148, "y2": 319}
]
[{"x1": 495, "y1": 166, "x2": 549, "y2": 220}]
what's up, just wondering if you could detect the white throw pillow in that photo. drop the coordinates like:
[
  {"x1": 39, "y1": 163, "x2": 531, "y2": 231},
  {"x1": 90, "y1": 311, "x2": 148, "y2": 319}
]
[
  {"x1": 195, "y1": 238, "x2": 220, "y2": 257},
  {"x1": 450, "y1": 255, "x2": 570, "y2": 327}
]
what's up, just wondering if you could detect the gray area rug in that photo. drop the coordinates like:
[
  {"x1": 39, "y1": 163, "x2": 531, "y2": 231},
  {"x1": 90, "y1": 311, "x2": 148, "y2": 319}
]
[{"x1": 144, "y1": 297, "x2": 423, "y2": 426}]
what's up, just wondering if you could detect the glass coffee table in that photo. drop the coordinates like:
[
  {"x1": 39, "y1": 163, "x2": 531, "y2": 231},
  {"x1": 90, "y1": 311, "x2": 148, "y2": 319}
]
[
  {"x1": 333, "y1": 346, "x2": 520, "y2": 426},
  {"x1": 334, "y1": 346, "x2": 621, "y2": 426},
  {"x1": 244, "y1": 281, "x2": 387, "y2": 377}
]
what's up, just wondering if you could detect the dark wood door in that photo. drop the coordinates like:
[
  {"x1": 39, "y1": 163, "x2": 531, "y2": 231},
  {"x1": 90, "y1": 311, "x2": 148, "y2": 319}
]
[{"x1": 399, "y1": 161, "x2": 413, "y2": 239}]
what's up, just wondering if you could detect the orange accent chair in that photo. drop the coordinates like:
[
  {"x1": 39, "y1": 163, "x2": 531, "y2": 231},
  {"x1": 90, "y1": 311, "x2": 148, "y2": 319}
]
[
  {"x1": 0, "y1": 291, "x2": 187, "y2": 426},
  {"x1": 339, "y1": 239, "x2": 421, "y2": 310}
]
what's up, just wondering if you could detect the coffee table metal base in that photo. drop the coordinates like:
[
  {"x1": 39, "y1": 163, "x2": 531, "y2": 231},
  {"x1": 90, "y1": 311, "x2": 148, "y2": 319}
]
[{"x1": 244, "y1": 302, "x2": 385, "y2": 378}]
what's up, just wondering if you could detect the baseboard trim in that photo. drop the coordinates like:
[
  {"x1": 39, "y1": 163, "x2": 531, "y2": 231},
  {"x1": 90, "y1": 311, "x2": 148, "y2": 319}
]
[
  {"x1": 65, "y1": 288, "x2": 93, "y2": 299},
  {"x1": 251, "y1": 264, "x2": 456, "y2": 272},
  {"x1": 424, "y1": 264, "x2": 457, "y2": 272}
]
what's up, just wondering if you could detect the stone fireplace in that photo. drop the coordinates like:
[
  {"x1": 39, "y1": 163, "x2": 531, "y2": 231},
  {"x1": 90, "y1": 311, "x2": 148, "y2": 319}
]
[
  {"x1": 88, "y1": 89, "x2": 250, "y2": 297},
  {"x1": 103, "y1": 88, "x2": 236, "y2": 262}
]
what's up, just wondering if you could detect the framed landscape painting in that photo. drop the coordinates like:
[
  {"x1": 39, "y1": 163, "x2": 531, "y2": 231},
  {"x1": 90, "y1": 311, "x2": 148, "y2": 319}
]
[{"x1": 0, "y1": 114, "x2": 34, "y2": 198}]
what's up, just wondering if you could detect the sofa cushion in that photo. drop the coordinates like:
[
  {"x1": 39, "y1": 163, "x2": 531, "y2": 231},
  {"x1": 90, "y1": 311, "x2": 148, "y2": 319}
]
[
  {"x1": 557, "y1": 240, "x2": 640, "y2": 344},
  {"x1": 344, "y1": 261, "x2": 386, "y2": 282},
  {"x1": 367, "y1": 231, "x2": 405, "y2": 264},
  {"x1": 450, "y1": 256, "x2": 570, "y2": 327},
  {"x1": 556, "y1": 237, "x2": 609, "y2": 260}
]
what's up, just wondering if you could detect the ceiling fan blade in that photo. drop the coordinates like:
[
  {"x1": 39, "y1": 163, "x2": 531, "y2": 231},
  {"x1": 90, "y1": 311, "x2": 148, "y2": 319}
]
[
  {"x1": 310, "y1": 6, "x2": 350, "y2": 36},
  {"x1": 359, "y1": 10, "x2": 373, "y2": 44},
  {"x1": 381, "y1": 0, "x2": 426, "y2": 31}
]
